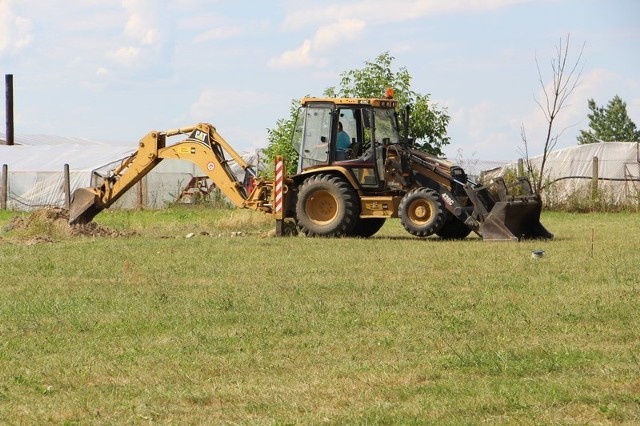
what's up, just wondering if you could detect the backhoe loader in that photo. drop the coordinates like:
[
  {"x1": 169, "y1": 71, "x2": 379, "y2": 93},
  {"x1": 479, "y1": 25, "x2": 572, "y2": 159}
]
[{"x1": 69, "y1": 94, "x2": 552, "y2": 241}]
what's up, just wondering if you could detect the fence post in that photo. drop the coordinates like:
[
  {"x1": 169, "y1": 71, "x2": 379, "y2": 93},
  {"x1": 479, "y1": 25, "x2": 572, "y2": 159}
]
[
  {"x1": 1, "y1": 164, "x2": 7, "y2": 209},
  {"x1": 591, "y1": 156, "x2": 599, "y2": 200},
  {"x1": 63, "y1": 163, "x2": 71, "y2": 210},
  {"x1": 137, "y1": 176, "x2": 148, "y2": 209},
  {"x1": 142, "y1": 176, "x2": 148, "y2": 208}
]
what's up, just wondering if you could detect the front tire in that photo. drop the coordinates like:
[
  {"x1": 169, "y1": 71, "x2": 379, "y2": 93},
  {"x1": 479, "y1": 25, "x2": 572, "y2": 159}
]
[
  {"x1": 399, "y1": 188, "x2": 446, "y2": 237},
  {"x1": 296, "y1": 174, "x2": 360, "y2": 237}
]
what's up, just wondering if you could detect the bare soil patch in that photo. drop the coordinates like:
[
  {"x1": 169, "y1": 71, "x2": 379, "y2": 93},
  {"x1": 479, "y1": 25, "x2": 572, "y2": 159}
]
[{"x1": 3, "y1": 207, "x2": 134, "y2": 239}]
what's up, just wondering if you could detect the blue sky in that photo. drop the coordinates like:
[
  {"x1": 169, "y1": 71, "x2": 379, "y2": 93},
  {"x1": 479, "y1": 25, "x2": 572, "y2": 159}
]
[{"x1": 1, "y1": 0, "x2": 639, "y2": 161}]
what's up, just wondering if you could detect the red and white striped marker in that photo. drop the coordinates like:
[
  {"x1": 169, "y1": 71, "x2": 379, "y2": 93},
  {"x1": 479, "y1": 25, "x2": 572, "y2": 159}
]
[{"x1": 274, "y1": 158, "x2": 284, "y2": 215}]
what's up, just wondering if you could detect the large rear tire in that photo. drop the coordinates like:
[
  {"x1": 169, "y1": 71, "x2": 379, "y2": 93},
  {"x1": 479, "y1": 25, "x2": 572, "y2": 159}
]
[
  {"x1": 349, "y1": 218, "x2": 386, "y2": 238},
  {"x1": 436, "y1": 213, "x2": 472, "y2": 239},
  {"x1": 399, "y1": 188, "x2": 445, "y2": 237},
  {"x1": 296, "y1": 174, "x2": 360, "y2": 237}
]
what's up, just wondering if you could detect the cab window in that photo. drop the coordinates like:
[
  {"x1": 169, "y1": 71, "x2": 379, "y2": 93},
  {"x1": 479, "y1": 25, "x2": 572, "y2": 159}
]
[{"x1": 297, "y1": 105, "x2": 332, "y2": 171}]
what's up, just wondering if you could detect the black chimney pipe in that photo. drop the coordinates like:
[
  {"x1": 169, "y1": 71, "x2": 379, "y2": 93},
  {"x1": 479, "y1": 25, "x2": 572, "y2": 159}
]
[{"x1": 5, "y1": 74, "x2": 14, "y2": 146}]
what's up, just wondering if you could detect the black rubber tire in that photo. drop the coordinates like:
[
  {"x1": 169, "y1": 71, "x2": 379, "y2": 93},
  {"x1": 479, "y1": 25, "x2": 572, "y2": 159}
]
[
  {"x1": 349, "y1": 218, "x2": 386, "y2": 238},
  {"x1": 398, "y1": 187, "x2": 446, "y2": 237},
  {"x1": 296, "y1": 174, "x2": 360, "y2": 237},
  {"x1": 436, "y1": 213, "x2": 472, "y2": 239}
]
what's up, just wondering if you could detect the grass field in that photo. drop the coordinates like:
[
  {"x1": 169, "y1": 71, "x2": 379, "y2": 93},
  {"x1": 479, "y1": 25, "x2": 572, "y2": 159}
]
[{"x1": 1, "y1": 207, "x2": 639, "y2": 424}]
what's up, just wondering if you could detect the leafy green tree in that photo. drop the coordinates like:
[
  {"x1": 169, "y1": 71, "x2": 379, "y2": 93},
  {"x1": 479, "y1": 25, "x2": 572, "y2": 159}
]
[
  {"x1": 577, "y1": 95, "x2": 640, "y2": 144},
  {"x1": 325, "y1": 52, "x2": 450, "y2": 155},
  {"x1": 409, "y1": 93, "x2": 450, "y2": 154},
  {"x1": 261, "y1": 99, "x2": 300, "y2": 177},
  {"x1": 263, "y1": 52, "x2": 450, "y2": 174}
]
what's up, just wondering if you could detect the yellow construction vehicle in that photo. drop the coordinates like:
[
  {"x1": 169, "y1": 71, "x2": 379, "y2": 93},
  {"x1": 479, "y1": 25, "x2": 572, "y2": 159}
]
[{"x1": 69, "y1": 94, "x2": 552, "y2": 241}]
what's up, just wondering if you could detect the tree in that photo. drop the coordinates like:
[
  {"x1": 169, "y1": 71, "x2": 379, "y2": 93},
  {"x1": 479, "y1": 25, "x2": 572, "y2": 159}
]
[
  {"x1": 577, "y1": 95, "x2": 640, "y2": 144},
  {"x1": 262, "y1": 99, "x2": 300, "y2": 176},
  {"x1": 520, "y1": 34, "x2": 584, "y2": 194},
  {"x1": 264, "y1": 52, "x2": 450, "y2": 174},
  {"x1": 325, "y1": 52, "x2": 450, "y2": 155}
]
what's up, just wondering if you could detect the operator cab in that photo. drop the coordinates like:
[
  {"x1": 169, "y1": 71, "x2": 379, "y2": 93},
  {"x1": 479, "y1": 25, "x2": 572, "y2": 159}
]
[{"x1": 291, "y1": 96, "x2": 401, "y2": 189}]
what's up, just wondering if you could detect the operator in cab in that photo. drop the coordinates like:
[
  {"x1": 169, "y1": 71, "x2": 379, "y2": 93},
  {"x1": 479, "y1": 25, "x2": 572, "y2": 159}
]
[{"x1": 336, "y1": 121, "x2": 351, "y2": 160}]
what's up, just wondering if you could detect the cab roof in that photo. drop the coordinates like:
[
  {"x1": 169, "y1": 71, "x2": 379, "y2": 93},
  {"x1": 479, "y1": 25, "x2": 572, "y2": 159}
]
[{"x1": 300, "y1": 97, "x2": 398, "y2": 109}]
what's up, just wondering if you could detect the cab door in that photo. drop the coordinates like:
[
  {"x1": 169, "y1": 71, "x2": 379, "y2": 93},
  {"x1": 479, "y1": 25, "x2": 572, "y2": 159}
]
[
  {"x1": 341, "y1": 107, "x2": 386, "y2": 189},
  {"x1": 293, "y1": 103, "x2": 333, "y2": 172}
]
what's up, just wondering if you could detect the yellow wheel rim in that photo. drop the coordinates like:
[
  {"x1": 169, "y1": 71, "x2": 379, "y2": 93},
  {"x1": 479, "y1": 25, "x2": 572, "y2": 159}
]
[
  {"x1": 408, "y1": 199, "x2": 434, "y2": 226},
  {"x1": 305, "y1": 190, "x2": 338, "y2": 225}
]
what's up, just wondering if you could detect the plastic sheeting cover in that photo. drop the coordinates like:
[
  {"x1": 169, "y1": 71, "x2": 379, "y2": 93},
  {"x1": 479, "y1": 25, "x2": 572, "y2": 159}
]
[{"x1": 484, "y1": 142, "x2": 640, "y2": 204}]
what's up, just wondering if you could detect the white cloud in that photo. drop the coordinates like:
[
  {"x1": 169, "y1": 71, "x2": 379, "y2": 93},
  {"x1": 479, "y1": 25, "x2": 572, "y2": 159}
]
[
  {"x1": 101, "y1": 0, "x2": 166, "y2": 71},
  {"x1": 0, "y1": 0, "x2": 32, "y2": 56},
  {"x1": 268, "y1": 18, "x2": 364, "y2": 69},
  {"x1": 271, "y1": 0, "x2": 531, "y2": 69},
  {"x1": 314, "y1": 18, "x2": 364, "y2": 50},
  {"x1": 186, "y1": 13, "x2": 270, "y2": 44},
  {"x1": 282, "y1": 0, "x2": 532, "y2": 30},
  {"x1": 268, "y1": 39, "x2": 316, "y2": 69},
  {"x1": 125, "y1": 14, "x2": 160, "y2": 45},
  {"x1": 122, "y1": 0, "x2": 161, "y2": 46},
  {"x1": 194, "y1": 25, "x2": 245, "y2": 43},
  {"x1": 190, "y1": 88, "x2": 271, "y2": 119},
  {"x1": 107, "y1": 45, "x2": 141, "y2": 66}
]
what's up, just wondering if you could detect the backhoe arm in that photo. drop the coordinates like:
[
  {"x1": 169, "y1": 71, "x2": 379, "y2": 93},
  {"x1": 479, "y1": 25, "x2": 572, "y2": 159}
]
[{"x1": 69, "y1": 123, "x2": 269, "y2": 224}]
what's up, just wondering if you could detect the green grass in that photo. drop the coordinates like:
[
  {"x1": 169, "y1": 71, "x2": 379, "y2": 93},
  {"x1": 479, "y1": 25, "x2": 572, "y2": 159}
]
[{"x1": 1, "y1": 208, "x2": 639, "y2": 424}]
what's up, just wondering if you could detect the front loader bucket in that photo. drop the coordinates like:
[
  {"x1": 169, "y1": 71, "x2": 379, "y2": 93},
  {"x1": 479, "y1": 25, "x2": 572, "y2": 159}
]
[
  {"x1": 479, "y1": 197, "x2": 553, "y2": 241},
  {"x1": 69, "y1": 188, "x2": 103, "y2": 225}
]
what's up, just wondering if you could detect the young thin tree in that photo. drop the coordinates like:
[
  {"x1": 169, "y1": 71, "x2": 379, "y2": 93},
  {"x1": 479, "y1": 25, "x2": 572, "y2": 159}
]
[{"x1": 520, "y1": 34, "x2": 584, "y2": 193}]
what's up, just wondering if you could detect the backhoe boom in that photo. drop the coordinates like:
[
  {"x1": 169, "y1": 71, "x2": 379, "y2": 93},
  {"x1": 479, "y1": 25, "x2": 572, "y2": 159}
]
[{"x1": 69, "y1": 123, "x2": 271, "y2": 225}]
